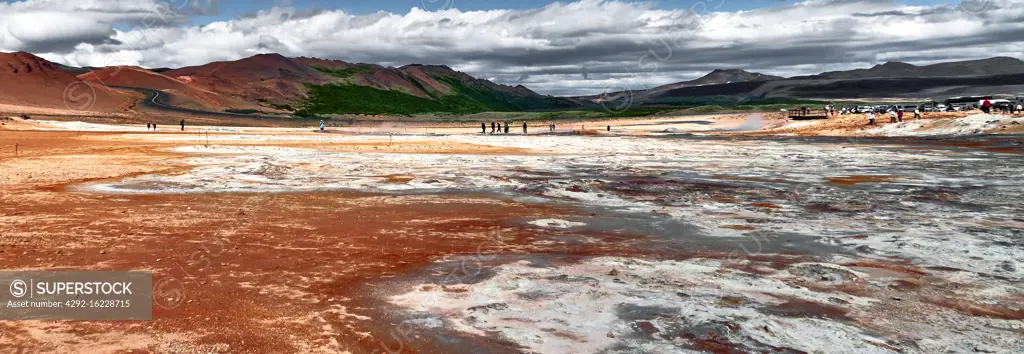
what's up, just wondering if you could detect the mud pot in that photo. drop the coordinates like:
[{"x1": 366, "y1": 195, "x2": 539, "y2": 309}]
[{"x1": 1, "y1": 129, "x2": 1022, "y2": 353}]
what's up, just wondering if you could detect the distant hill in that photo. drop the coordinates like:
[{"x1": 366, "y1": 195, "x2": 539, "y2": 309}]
[
  {"x1": 682, "y1": 69, "x2": 783, "y2": 87},
  {"x1": 78, "y1": 66, "x2": 268, "y2": 112},
  {"x1": 0, "y1": 52, "x2": 138, "y2": 112},
  {"x1": 54, "y1": 63, "x2": 99, "y2": 75},
  {"x1": 793, "y1": 57, "x2": 1024, "y2": 80},
  {"x1": 164, "y1": 53, "x2": 330, "y2": 109},
  {"x1": 578, "y1": 69, "x2": 781, "y2": 106}
]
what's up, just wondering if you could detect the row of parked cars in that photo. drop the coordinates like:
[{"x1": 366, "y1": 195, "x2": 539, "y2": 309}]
[
  {"x1": 850, "y1": 104, "x2": 977, "y2": 113},
  {"x1": 843, "y1": 98, "x2": 1023, "y2": 114},
  {"x1": 851, "y1": 105, "x2": 931, "y2": 113}
]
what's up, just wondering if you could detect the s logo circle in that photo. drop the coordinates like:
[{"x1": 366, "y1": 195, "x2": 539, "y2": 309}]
[
  {"x1": 10, "y1": 279, "x2": 27, "y2": 298},
  {"x1": 63, "y1": 81, "x2": 97, "y2": 112}
]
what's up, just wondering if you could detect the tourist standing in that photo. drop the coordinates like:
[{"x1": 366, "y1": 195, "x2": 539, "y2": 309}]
[
  {"x1": 868, "y1": 112, "x2": 876, "y2": 125},
  {"x1": 491, "y1": 121, "x2": 496, "y2": 134},
  {"x1": 914, "y1": 107, "x2": 921, "y2": 120},
  {"x1": 481, "y1": 122, "x2": 486, "y2": 134},
  {"x1": 889, "y1": 110, "x2": 897, "y2": 123},
  {"x1": 522, "y1": 121, "x2": 527, "y2": 134},
  {"x1": 181, "y1": 119, "x2": 186, "y2": 131},
  {"x1": 504, "y1": 122, "x2": 509, "y2": 134},
  {"x1": 319, "y1": 120, "x2": 325, "y2": 132},
  {"x1": 981, "y1": 98, "x2": 992, "y2": 114},
  {"x1": 897, "y1": 109, "x2": 904, "y2": 123}
]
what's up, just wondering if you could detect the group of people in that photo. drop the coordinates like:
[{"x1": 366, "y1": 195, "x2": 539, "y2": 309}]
[
  {"x1": 981, "y1": 98, "x2": 1024, "y2": 114},
  {"x1": 866, "y1": 108, "x2": 917, "y2": 125},
  {"x1": 144, "y1": 119, "x2": 187, "y2": 131},
  {"x1": 481, "y1": 121, "x2": 530, "y2": 134},
  {"x1": 823, "y1": 105, "x2": 838, "y2": 116},
  {"x1": 479, "y1": 121, "x2": 612, "y2": 134}
]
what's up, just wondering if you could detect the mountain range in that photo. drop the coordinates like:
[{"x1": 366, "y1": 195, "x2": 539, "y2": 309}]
[
  {"x1": 586, "y1": 57, "x2": 1024, "y2": 106},
  {"x1": 792, "y1": 57, "x2": 1024, "y2": 80},
  {"x1": 2, "y1": 52, "x2": 1023, "y2": 116}
]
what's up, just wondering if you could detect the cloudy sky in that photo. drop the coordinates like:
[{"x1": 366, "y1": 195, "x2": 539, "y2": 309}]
[{"x1": 1, "y1": 0, "x2": 1021, "y2": 96}]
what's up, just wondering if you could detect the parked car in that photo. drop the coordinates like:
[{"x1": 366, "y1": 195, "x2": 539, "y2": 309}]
[{"x1": 856, "y1": 106, "x2": 873, "y2": 113}]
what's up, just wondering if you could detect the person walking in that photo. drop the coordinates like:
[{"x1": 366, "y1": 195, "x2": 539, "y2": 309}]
[
  {"x1": 1017, "y1": 104, "x2": 1023, "y2": 114},
  {"x1": 504, "y1": 121, "x2": 509, "y2": 134},
  {"x1": 981, "y1": 98, "x2": 992, "y2": 114},
  {"x1": 481, "y1": 122, "x2": 486, "y2": 134},
  {"x1": 152, "y1": 122, "x2": 157, "y2": 130},
  {"x1": 606, "y1": 125, "x2": 611, "y2": 132},
  {"x1": 181, "y1": 119, "x2": 186, "y2": 131},
  {"x1": 914, "y1": 107, "x2": 921, "y2": 120},
  {"x1": 522, "y1": 121, "x2": 527, "y2": 135},
  {"x1": 897, "y1": 109, "x2": 904, "y2": 123},
  {"x1": 491, "y1": 121, "x2": 496, "y2": 134},
  {"x1": 889, "y1": 110, "x2": 897, "y2": 123},
  {"x1": 147, "y1": 122, "x2": 151, "y2": 130},
  {"x1": 319, "y1": 120, "x2": 325, "y2": 132},
  {"x1": 868, "y1": 112, "x2": 876, "y2": 125}
]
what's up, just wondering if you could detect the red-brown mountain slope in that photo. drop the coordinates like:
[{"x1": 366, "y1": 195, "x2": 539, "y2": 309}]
[{"x1": 0, "y1": 52, "x2": 138, "y2": 112}]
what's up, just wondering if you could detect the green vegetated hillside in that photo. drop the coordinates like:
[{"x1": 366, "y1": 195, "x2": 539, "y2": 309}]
[
  {"x1": 311, "y1": 65, "x2": 373, "y2": 78},
  {"x1": 296, "y1": 83, "x2": 487, "y2": 116},
  {"x1": 295, "y1": 67, "x2": 577, "y2": 116}
]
